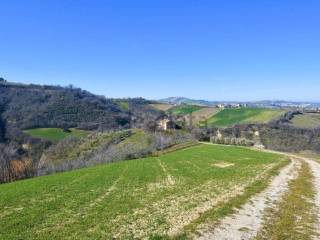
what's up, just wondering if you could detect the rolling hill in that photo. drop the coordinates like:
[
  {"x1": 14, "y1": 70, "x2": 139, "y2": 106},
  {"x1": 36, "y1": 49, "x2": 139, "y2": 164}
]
[
  {"x1": 0, "y1": 143, "x2": 287, "y2": 239},
  {"x1": 159, "y1": 97, "x2": 214, "y2": 106},
  {"x1": 0, "y1": 81, "x2": 165, "y2": 183},
  {"x1": 206, "y1": 108, "x2": 285, "y2": 127},
  {"x1": 0, "y1": 81, "x2": 164, "y2": 132},
  {"x1": 37, "y1": 129, "x2": 195, "y2": 175}
]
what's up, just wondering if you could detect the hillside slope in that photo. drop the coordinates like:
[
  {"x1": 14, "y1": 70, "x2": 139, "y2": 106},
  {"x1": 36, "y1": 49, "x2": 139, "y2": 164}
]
[
  {"x1": 207, "y1": 108, "x2": 285, "y2": 127},
  {"x1": 38, "y1": 129, "x2": 194, "y2": 175},
  {"x1": 185, "y1": 107, "x2": 220, "y2": 126},
  {"x1": 0, "y1": 81, "x2": 165, "y2": 183},
  {"x1": 0, "y1": 82, "x2": 163, "y2": 132},
  {"x1": 159, "y1": 97, "x2": 213, "y2": 106},
  {"x1": 168, "y1": 105, "x2": 204, "y2": 115},
  {"x1": 290, "y1": 113, "x2": 320, "y2": 129},
  {"x1": 0, "y1": 144, "x2": 286, "y2": 239}
]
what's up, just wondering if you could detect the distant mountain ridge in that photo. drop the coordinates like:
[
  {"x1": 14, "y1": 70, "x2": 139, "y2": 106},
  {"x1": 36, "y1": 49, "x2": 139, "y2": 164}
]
[
  {"x1": 159, "y1": 97, "x2": 320, "y2": 109},
  {"x1": 159, "y1": 97, "x2": 215, "y2": 106}
]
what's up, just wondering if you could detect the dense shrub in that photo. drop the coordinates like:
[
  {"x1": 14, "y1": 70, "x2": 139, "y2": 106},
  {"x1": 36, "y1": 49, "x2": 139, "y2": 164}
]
[
  {"x1": 259, "y1": 124, "x2": 320, "y2": 152},
  {"x1": 200, "y1": 121, "x2": 320, "y2": 153}
]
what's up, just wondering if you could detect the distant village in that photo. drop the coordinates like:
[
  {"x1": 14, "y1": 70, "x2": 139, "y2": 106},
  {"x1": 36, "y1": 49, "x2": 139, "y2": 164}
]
[{"x1": 215, "y1": 103, "x2": 247, "y2": 109}]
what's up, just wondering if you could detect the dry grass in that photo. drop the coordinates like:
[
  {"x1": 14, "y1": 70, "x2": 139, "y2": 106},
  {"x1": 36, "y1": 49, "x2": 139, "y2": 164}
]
[{"x1": 291, "y1": 113, "x2": 320, "y2": 129}]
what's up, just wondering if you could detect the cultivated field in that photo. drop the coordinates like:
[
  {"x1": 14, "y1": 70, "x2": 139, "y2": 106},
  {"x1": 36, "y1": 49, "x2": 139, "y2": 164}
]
[
  {"x1": 290, "y1": 113, "x2": 320, "y2": 129},
  {"x1": 24, "y1": 128, "x2": 89, "y2": 142},
  {"x1": 185, "y1": 107, "x2": 220, "y2": 125},
  {"x1": 192, "y1": 107, "x2": 219, "y2": 117},
  {"x1": 150, "y1": 103, "x2": 174, "y2": 111},
  {"x1": 206, "y1": 108, "x2": 285, "y2": 127},
  {"x1": 0, "y1": 144, "x2": 287, "y2": 239},
  {"x1": 169, "y1": 105, "x2": 204, "y2": 115}
]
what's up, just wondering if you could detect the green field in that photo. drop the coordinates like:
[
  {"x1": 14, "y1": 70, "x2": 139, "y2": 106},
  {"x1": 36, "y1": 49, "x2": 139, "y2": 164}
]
[
  {"x1": 206, "y1": 108, "x2": 285, "y2": 127},
  {"x1": 169, "y1": 105, "x2": 203, "y2": 115},
  {"x1": 0, "y1": 144, "x2": 287, "y2": 239},
  {"x1": 290, "y1": 113, "x2": 320, "y2": 129},
  {"x1": 24, "y1": 128, "x2": 90, "y2": 142}
]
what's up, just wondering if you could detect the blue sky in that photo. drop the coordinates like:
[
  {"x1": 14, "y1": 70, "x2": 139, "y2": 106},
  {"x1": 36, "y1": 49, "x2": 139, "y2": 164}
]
[{"x1": 1, "y1": 0, "x2": 320, "y2": 101}]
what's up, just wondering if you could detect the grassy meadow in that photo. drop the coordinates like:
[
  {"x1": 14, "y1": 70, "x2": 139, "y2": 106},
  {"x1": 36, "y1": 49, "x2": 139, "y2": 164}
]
[
  {"x1": 206, "y1": 108, "x2": 285, "y2": 127},
  {"x1": 24, "y1": 128, "x2": 90, "y2": 142},
  {"x1": 0, "y1": 144, "x2": 287, "y2": 239}
]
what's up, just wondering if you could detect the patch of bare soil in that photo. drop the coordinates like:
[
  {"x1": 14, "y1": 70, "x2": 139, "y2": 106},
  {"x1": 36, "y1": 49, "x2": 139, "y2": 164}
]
[
  {"x1": 197, "y1": 157, "x2": 300, "y2": 240},
  {"x1": 212, "y1": 162, "x2": 235, "y2": 168}
]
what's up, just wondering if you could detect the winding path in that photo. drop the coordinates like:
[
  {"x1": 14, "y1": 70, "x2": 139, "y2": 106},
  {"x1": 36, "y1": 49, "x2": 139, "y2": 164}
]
[{"x1": 197, "y1": 149, "x2": 320, "y2": 240}]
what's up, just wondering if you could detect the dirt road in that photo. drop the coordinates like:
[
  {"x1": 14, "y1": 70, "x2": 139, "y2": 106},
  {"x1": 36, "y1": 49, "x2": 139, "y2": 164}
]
[{"x1": 197, "y1": 150, "x2": 320, "y2": 240}]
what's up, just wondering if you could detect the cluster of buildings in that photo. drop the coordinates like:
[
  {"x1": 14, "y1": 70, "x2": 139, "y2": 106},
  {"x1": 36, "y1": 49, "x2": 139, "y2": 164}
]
[{"x1": 216, "y1": 103, "x2": 247, "y2": 109}]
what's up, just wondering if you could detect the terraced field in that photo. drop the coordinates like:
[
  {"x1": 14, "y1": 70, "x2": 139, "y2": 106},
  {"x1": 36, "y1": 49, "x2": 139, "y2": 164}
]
[
  {"x1": 206, "y1": 108, "x2": 285, "y2": 127},
  {"x1": 24, "y1": 128, "x2": 90, "y2": 142},
  {"x1": 0, "y1": 144, "x2": 287, "y2": 239}
]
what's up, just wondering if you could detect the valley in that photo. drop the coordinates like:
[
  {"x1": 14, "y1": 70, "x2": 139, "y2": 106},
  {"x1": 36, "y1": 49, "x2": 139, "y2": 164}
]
[
  {"x1": 2, "y1": 2, "x2": 320, "y2": 239},
  {"x1": 1, "y1": 81, "x2": 320, "y2": 240}
]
